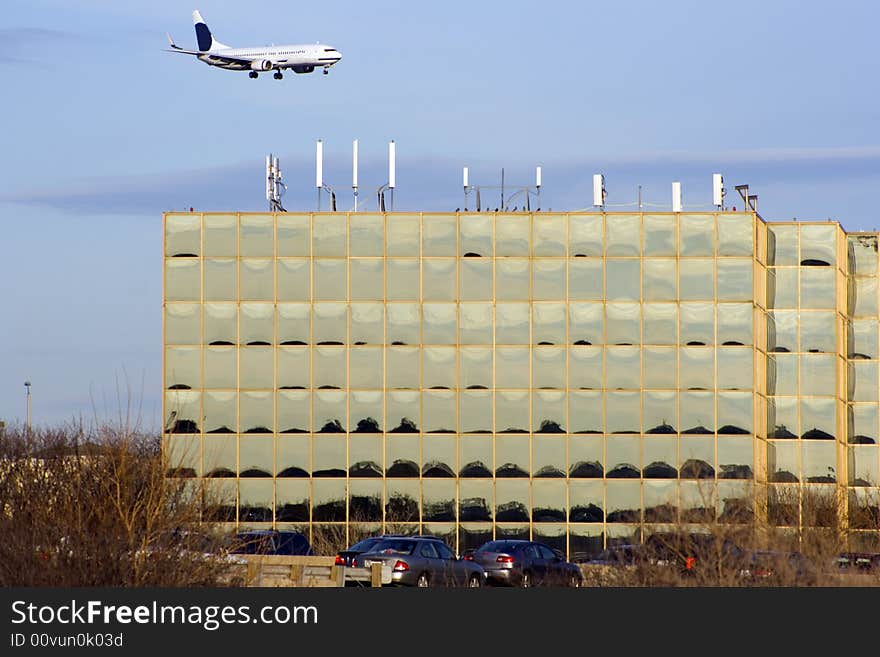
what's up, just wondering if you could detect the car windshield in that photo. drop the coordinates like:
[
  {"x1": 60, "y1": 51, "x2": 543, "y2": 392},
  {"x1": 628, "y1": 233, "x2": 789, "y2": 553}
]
[
  {"x1": 230, "y1": 534, "x2": 273, "y2": 554},
  {"x1": 278, "y1": 533, "x2": 311, "y2": 555},
  {"x1": 369, "y1": 539, "x2": 416, "y2": 555},
  {"x1": 349, "y1": 537, "x2": 383, "y2": 552},
  {"x1": 596, "y1": 545, "x2": 638, "y2": 562},
  {"x1": 477, "y1": 541, "x2": 521, "y2": 554}
]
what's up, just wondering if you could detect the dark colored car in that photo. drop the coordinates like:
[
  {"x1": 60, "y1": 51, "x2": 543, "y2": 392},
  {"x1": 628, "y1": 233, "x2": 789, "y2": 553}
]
[
  {"x1": 472, "y1": 540, "x2": 583, "y2": 587},
  {"x1": 230, "y1": 530, "x2": 314, "y2": 556},
  {"x1": 582, "y1": 543, "x2": 645, "y2": 568},
  {"x1": 351, "y1": 537, "x2": 485, "y2": 587},
  {"x1": 335, "y1": 534, "x2": 411, "y2": 567}
]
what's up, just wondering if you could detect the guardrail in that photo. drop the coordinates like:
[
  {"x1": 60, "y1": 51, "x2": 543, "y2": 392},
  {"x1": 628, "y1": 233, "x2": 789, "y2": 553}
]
[{"x1": 226, "y1": 555, "x2": 388, "y2": 587}]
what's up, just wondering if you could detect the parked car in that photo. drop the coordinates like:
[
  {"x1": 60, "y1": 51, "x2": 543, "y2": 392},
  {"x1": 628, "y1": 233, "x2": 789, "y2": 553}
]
[
  {"x1": 472, "y1": 539, "x2": 583, "y2": 587},
  {"x1": 351, "y1": 536, "x2": 485, "y2": 587},
  {"x1": 336, "y1": 534, "x2": 458, "y2": 567},
  {"x1": 334, "y1": 534, "x2": 432, "y2": 567},
  {"x1": 335, "y1": 535, "x2": 390, "y2": 567},
  {"x1": 834, "y1": 552, "x2": 880, "y2": 573},
  {"x1": 578, "y1": 543, "x2": 647, "y2": 585},
  {"x1": 643, "y1": 532, "x2": 738, "y2": 575},
  {"x1": 229, "y1": 530, "x2": 313, "y2": 556},
  {"x1": 583, "y1": 543, "x2": 645, "y2": 568},
  {"x1": 737, "y1": 550, "x2": 819, "y2": 586}
]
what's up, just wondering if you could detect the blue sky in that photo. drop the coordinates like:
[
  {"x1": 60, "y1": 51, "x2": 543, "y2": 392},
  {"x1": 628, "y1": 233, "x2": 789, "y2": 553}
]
[{"x1": 1, "y1": 0, "x2": 878, "y2": 429}]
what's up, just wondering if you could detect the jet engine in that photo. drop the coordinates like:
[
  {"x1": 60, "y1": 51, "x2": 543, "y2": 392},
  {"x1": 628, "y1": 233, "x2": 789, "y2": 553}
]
[
  {"x1": 250, "y1": 59, "x2": 272, "y2": 71},
  {"x1": 292, "y1": 65, "x2": 315, "y2": 74}
]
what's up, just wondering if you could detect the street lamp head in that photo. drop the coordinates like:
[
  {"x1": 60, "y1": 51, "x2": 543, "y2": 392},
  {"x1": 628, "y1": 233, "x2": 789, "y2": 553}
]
[{"x1": 24, "y1": 381, "x2": 31, "y2": 389}]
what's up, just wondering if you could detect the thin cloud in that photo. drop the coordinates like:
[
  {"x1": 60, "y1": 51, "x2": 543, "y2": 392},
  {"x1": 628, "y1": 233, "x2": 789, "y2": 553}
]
[
  {"x1": 0, "y1": 27, "x2": 83, "y2": 45},
  {"x1": 591, "y1": 145, "x2": 880, "y2": 166},
  {"x1": 0, "y1": 27, "x2": 84, "y2": 66}
]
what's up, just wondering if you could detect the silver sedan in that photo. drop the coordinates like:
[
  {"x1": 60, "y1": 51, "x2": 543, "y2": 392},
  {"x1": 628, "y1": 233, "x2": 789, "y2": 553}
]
[{"x1": 352, "y1": 537, "x2": 486, "y2": 587}]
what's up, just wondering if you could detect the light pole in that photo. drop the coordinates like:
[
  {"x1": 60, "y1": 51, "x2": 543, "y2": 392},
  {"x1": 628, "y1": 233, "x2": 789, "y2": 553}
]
[{"x1": 24, "y1": 381, "x2": 31, "y2": 434}]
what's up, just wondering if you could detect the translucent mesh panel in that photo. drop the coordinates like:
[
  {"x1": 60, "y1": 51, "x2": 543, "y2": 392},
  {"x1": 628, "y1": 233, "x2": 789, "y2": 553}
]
[
  {"x1": 204, "y1": 214, "x2": 238, "y2": 257},
  {"x1": 166, "y1": 303, "x2": 201, "y2": 346},
  {"x1": 387, "y1": 214, "x2": 420, "y2": 256},
  {"x1": 165, "y1": 213, "x2": 201, "y2": 257},
  {"x1": 240, "y1": 214, "x2": 274, "y2": 257}
]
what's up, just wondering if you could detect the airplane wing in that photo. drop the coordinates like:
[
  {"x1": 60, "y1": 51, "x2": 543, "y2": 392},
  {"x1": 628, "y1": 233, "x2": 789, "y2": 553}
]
[
  {"x1": 164, "y1": 47, "x2": 203, "y2": 56},
  {"x1": 164, "y1": 32, "x2": 251, "y2": 64}
]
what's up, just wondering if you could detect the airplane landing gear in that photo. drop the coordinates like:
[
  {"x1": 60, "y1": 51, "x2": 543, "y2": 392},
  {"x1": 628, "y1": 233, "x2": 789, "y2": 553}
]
[
  {"x1": 274, "y1": 71, "x2": 283, "y2": 80},
  {"x1": 249, "y1": 71, "x2": 258, "y2": 79},
  {"x1": 323, "y1": 66, "x2": 329, "y2": 75}
]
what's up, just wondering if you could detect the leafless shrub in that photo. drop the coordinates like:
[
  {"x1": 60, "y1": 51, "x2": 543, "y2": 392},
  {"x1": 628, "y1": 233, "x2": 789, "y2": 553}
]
[
  {"x1": 0, "y1": 422, "x2": 234, "y2": 586},
  {"x1": 309, "y1": 524, "x2": 350, "y2": 557}
]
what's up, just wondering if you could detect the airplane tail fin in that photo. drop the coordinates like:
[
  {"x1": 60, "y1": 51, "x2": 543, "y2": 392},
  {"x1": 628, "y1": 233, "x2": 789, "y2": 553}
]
[{"x1": 192, "y1": 9, "x2": 230, "y2": 51}]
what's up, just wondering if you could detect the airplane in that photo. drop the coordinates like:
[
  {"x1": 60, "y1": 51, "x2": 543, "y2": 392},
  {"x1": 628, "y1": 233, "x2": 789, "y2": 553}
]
[{"x1": 165, "y1": 10, "x2": 342, "y2": 79}]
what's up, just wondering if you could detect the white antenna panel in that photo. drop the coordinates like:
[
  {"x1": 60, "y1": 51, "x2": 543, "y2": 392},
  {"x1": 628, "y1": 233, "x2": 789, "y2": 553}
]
[
  {"x1": 713, "y1": 173, "x2": 724, "y2": 207},
  {"x1": 316, "y1": 140, "x2": 323, "y2": 189},
  {"x1": 266, "y1": 154, "x2": 272, "y2": 201},
  {"x1": 388, "y1": 140, "x2": 396, "y2": 188},
  {"x1": 352, "y1": 139, "x2": 358, "y2": 188},
  {"x1": 593, "y1": 174, "x2": 605, "y2": 207},
  {"x1": 672, "y1": 181, "x2": 682, "y2": 212}
]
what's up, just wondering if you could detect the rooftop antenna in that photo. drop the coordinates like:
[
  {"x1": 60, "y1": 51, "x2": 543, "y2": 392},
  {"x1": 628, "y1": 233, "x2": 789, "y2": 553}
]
[
  {"x1": 535, "y1": 166, "x2": 541, "y2": 211},
  {"x1": 463, "y1": 166, "x2": 470, "y2": 211},
  {"x1": 24, "y1": 380, "x2": 31, "y2": 436},
  {"x1": 713, "y1": 173, "x2": 725, "y2": 210},
  {"x1": 377, "y1": 140, "x2": 395, "y2": 212},
  {"x1": 352, "y1": 139, "x2": 359, "y2": 211},
  {"x1": 266, "y1": 154, "x2": 272, "y2": 208},
  {"x1": 593, "y1": 174, "x2": 606, "y2": 210},
  {"x1": 501, "y1": 168, "x2": 505, "y2": 212},
  {"x1": 316, "y1": 139, "x2": 323, "y2": 211},
  {"x1": 389, "y1": 140, "x2": 395, "y2": 211},
  {"x1": 266, "y1": 153, "x2": 286, "y2": 212},
  {"x1": 315, "y1": 139, "x2": 336, "y2": 212},
  {"x1": 672, "y1": 181, "x2": 682, "y2": 212}
]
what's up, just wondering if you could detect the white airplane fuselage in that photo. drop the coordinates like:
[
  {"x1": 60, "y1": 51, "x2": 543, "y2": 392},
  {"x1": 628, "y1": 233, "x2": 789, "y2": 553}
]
[{"x1": 197, "y1": 44, "x2": 341, "y2": 73}]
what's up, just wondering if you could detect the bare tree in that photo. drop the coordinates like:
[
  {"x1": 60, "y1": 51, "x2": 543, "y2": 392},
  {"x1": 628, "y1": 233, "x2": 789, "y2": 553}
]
[{"x1": 0, "y1": 422, "x2": 234, "y2": 586}]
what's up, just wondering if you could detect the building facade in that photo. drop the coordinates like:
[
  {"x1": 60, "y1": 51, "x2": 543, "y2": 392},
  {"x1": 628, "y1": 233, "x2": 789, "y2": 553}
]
[{"x1": 163, "y1": 211, "x2": 880, "y2": 557}]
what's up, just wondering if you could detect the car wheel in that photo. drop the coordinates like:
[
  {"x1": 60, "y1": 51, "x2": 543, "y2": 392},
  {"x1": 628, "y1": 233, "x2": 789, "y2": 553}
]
[
  {"x1": 467, "y1": 574, "x2": 482, "y2": 588},
  {"x1": 521, "y1": 571, "x2": 532, "y2": 588},
  {"x1": 568, "y1": 573, "x2": 581, "y2": 588},
  {"x1": 416, "y1": 572, "x2": 430, "y2": 588}
]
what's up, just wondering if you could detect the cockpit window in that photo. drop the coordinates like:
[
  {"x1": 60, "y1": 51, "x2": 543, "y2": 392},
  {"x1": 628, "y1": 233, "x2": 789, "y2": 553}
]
[{"x1": 324, "y1": 48, "x2": 337, "y2": 52}]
